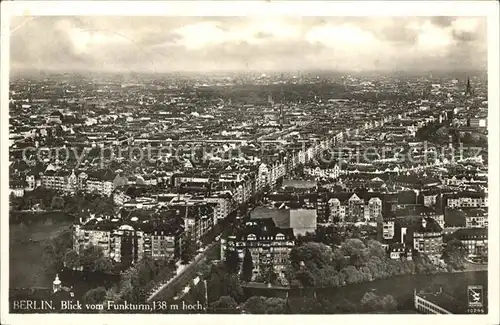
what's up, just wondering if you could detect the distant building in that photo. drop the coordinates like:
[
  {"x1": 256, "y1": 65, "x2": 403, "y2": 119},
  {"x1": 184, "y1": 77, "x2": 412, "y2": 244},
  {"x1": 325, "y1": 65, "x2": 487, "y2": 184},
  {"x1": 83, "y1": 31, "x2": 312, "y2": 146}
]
[
  {"x1": 421, "y1": 212, "x2": 445, "y2": 229},
  {"x1": 446, "y1": 192, "x2": 487, "y2": 209},
  {"x1": 422, "y1": 192, "x2": 438, "y2": 207},
  {"x1": 250, "y1": 206, "x2": 317, "y2": 238},
  {"x1": 282, "y1": 179, "x2": 317, "y2": 191},
  {"x1": 413, "y1": 217, "x2": 443, "y2": 256},
  {"x1": 382, "y1": 217, "x2": 396, "y2": 240},
  {"x1": 328, "y1": 193, "x2": 382, "y2": 223},
  {"x1": 113, "y1": 188, "x2": 133, "y2": 206},
  {"x1": 454, "y1": 227, "x2": 487, "y2": 257},
  {"x1": 86, "y1": 170, "x2": 116, "y2": 197},
  {"x1": 25, "y1": 174, "x2": 37, "y2": 191},
  {"x1": 304, "y1": 165, "x2": 341, "y2": 180},
  {"x1": 9, "y1": 179, "x2": 26, "y2": 197},
  {"x1": 39, "y1": 169, "x2": 127, "y2": 197},
  {"x1": 414, "y1": 288, "x2": 463, "y2": 314},
  {"x1": 46, "y1": 111, "x2": 63, "y2": 124},
  {"x1": 41, "y1": 170, "x2": 79, "y2": 194},
  {"x1": 168, "y1": 200, "x2": 215, "y2": 244},
  {"x1": 289, "y1": 208, "x2": 317, "y2": 237},
  {"x1": 464, "y1": 208, "x2": 488, "y2": 228},
  {"x1": 388, "y1": 243, "x2": 412, "y2": 260},
  {"x1": 73, "y1": 213, "x2": 184, "y2": 265},
  {"x1": 467, "y1": 118, "x2": 487, "y2": 128}
]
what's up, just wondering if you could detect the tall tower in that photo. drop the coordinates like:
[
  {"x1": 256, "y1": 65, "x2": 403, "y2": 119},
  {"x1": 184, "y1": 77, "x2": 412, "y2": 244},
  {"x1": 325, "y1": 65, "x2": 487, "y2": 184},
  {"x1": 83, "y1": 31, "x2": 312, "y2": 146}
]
[
  {"x1": 279, "y1": 85, "x2": 285, "y2": 130},
  {"x1": 465, "y1": 77, "x2": 474, "y2": 97},
  {"x1": 279, "y1": 105, "x2": 284, "y2": 130}
]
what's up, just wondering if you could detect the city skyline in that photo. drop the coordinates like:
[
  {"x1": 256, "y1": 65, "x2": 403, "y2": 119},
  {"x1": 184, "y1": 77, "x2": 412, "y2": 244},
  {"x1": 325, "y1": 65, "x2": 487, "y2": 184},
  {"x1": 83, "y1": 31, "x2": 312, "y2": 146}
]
[{"x1": 10, "y1": 16, "x2": 487, "y2": 73}]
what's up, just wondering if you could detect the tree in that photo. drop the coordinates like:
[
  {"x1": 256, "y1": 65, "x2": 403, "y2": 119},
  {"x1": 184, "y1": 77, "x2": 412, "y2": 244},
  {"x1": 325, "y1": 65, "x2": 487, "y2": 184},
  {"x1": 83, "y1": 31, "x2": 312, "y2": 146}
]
[
  {"x1": 95, "y1": 257, "x2": 116, "y2": 274},
  {"x1": 341, "y1": 265, "x2": 363, "y2": 284},
  {"x1": 380, "y1": 294, "x2": 398, "y2": 312},
  {"x1": 108, "y1": 256, "x2": 177, "y2": 305},
  {"x1": 263, "y1": 297, "x2": 286, "y2": 314},
  {"x1": 223, "y1": 273, "x2": 244, "y2": 302},
  {"x1": 207, "y1": 271, "x2": 222, "y2": 303},
  {"x1": 333, "y1": 299, "x2": 357, "y2": 313},
  {"x1": 241, "y1": 248, "x2": 254, "y2": 282},
  {"x1": 360, "y1": 291, "x2": 398, "y2": 312},
  {"x1": 181, "y1": 235, "x2": 196, "y2": 265},
  {"x1": 295, "y1": 269, "x2": 316, "y2": 287},
  {"x1": 331, "y1": 247, "x2": 349, "y2": 271},
  {"x1": 314, "y1": 266, "x2": 342, "y2": 287},
  {"x1": 414, "y1": 253, "x2": 440, "y2": 274},
  {"x1": 43, "y1": 227, "x2": 73, "y2": 273},
  {"x1": 442, "y1": 239, "x2": 468, "y2": 270},
  {"x1": 51, "y1": 196, "x2": 65, "y2": 210},
  {"x1": 80, "y1": 244, "x2": 104, "y2": 272},
  {"x1": 206, "y1": 263, "x2": 244, "y2": 303},
  {"x1": 63, "y1": 249, "x2": 80, "y2": 270},
  {"x1": 9, "y1": 193, "x2": 23, "y2": 210},
  {"x1": 366, "y1": 240, "x2": 386, "y2": 258},
  {"x1": 341, "y1": 238, "x2": 369, "y2": 267},
  {"x1": 461, "y1": 132, "x2": 474, "y2": 144},
  {"x1": 209, "y1": 296, "x2": 239, "y2": 314},
  {"x1": 190, "y1": 281, "x2": 207, "y2": 306},
  {"x1": 224, "y1": 249, "x2": 240, "y2": 274},
  {"x1": 315, "y1": 225, "x2": 343, "y2": 246},
  {"x1": 198, "y1": 261, "x2": 213, "y2": 279},
  {"x1": 83, "y1": 287, "x2": 107, "y2": 305},
  {"x1": 360, "y1": 292, "x2": 380, "y2": 312},
  {"x1": 365, "y1": 256, "x2": 386, "y2": 279},
  {"x1": 242, "y1": 296, "x2": 267, "y2": 314},
  {"x1": 290, "y1": 242, "x2": 334, "y2": 270},
  {"x1": 241, "y1": 296, "x2": 286, "y2": 314},
  {"x1": 297, "y1": 297, "x2": 325, "y2": 314}
]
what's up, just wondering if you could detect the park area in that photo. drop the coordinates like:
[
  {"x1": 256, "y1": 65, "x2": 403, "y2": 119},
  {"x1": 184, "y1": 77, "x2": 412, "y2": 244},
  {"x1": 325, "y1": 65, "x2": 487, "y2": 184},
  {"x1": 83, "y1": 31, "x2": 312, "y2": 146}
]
[{"x1": 9, "y1": 217, "x2": 73, "y2": 289}]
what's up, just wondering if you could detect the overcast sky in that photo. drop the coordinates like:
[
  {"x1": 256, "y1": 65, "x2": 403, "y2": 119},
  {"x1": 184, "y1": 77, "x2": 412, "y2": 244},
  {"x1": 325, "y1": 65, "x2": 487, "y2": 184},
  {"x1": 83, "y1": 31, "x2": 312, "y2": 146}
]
[{"x1": 10, "y1": 16, "x2": 487, "y2": 73}]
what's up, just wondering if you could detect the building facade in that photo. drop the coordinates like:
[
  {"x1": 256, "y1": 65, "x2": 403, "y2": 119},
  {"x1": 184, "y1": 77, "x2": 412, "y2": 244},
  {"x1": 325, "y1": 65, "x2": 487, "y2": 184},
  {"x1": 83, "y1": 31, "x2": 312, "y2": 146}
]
[
  {"x1": 223, "y1": 218, "x2": 295, "y2": 280},
  {"x1": 414, "y1": 290, "x2": 455, "y2": 314},
  {"x1": 454, "y1": 227, "x2": 488, "y2": 257},
  {"x1": 73, "y1": 215, "x2": 184, "y2": 265},
  {"x1": 413, "y1": 217, "x2": 444, "y2": 256}
]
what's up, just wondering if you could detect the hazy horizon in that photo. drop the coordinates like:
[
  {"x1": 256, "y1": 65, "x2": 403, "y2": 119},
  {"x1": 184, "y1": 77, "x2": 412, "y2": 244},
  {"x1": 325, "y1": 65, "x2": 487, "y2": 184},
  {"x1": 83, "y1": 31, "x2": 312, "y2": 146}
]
[{"x1": 10, "y1": 16, "x2": 488, "y2": 74}]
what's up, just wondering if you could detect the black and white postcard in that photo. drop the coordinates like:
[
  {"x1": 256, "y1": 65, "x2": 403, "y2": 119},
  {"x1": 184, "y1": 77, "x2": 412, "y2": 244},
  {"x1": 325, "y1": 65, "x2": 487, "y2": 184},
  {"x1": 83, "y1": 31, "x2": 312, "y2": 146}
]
[{"x1": 1, "y1": 1, "x2": 499, "y2": 325}]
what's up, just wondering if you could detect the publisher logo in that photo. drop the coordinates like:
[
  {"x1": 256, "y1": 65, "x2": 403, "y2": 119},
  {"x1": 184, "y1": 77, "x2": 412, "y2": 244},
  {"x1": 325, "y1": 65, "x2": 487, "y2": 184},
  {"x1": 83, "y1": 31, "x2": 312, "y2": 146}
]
[{"x1": 467, "y1": 285, "x2": 484, "y2": 308}]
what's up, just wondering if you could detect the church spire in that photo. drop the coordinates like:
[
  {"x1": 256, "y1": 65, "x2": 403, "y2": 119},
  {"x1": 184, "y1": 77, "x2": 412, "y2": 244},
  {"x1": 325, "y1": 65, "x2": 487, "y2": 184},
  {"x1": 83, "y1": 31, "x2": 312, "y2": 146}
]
[{"x1": 466, "y1": 76, "x2": 473, "y2": 97}]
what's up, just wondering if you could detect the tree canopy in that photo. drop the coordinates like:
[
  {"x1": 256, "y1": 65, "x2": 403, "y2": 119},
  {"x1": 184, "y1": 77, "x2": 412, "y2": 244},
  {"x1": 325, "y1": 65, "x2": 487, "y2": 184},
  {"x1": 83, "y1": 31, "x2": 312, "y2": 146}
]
[
  {"x1": 83, "y1": 287, "x2": 107, "y2": 305},
  {"x1": 241, "y1": 248, "x2": 254, "y2": 282},
  {"x1": 360, "y1": 292, "x2": 398, "y2": 313},
  {"x1": 442, "y1": 239, "x2": 468, "y2": 271},
  {"x1": 286, "y1": 239, "x2": 442, "y2": 288},
  {"x1": 241, "y1": 296, "x2": 286, "y2": 314},
  {"x1": 206, "y1": 263, "x2": 244, "y2": 303},
  {"x1": 209, "y1": 296, "x2": 239, "y2": 314}
]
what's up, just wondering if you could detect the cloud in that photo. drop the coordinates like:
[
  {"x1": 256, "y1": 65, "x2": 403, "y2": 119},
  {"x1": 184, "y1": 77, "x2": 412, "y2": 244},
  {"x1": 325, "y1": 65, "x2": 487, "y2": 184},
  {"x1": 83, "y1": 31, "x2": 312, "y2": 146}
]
[
  {"x1": 9, "y1": 16, "x2": 487, "y2": 72},
  {"x1": 430, "y1": 17, "x2": 454, "y2": 28}
]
